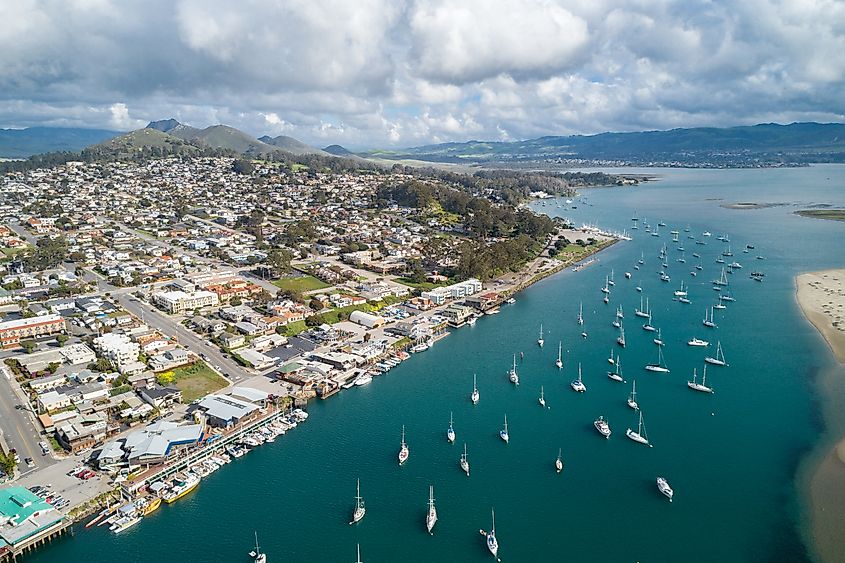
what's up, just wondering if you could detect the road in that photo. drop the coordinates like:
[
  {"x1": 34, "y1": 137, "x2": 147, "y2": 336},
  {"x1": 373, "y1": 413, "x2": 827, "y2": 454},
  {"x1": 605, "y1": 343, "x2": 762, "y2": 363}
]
[{"x1": 0, "y1": 366, "x2": 55, "y2": 475}]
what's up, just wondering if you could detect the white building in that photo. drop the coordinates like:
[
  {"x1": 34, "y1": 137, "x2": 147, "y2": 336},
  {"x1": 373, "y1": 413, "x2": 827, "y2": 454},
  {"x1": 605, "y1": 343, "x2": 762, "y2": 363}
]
[
  {"x1": 93, "y1": 333, "x2": 140, "y2": 370},
  {"x1": 152, "y1": 290, "x2": 219, "y2": 314},
  {"x1": 421, "y1": 278, "x2": 482, "y2": 305}
]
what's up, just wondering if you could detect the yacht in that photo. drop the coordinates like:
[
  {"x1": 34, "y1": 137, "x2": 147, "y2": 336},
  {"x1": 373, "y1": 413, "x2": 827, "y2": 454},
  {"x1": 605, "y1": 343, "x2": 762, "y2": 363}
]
[
  {"x1": 350, "y1": 480, "x2": 366, "y2": 525},
  {"x1": 460, "y1": 443, "x2": 470, "y2": 476},
  {"x1": 594, "y1": 416, "x2": 611, "y2": 438},
  {"x1": 657, "y1": 477, "x2": 674, "y2": 501},
  {"x1": 249, "y1": 532, "x2": 267, "y2": 563},
  {"x1": 398, "y1": 426, "x2": 409, "y2": 465},
  {"x1": 674, "y1": 281, "x2": 687, "y2": 297},
  {"x1": 447, "y1": 412, "x2": 456, "y2": 443},
  {"x1": 626, "y1": 411, "x2": 652, "y2": 446},
  {"x1": 538, "y1": 386, "x2": 546, "y2": 408},
  {"x1": 570, "y1": 363, "x2": 587, "y2": 392},
  {"x1": 508, "y1": 355, "x2": 519, "y2": 385},
  {"x1": 687, "y1": 366, "x2": 714, "y2": 393},
  {"x1": 687, "y1": 337, "x2": 709, "y2": 347},
  {"x1": 617, "y1": 327, "x2": 626, "y2": 348},
  {"x1": 627, "y1": 380, "x2": 639, "y2": 410},
  {"x1": 653, "y1": 328, "x2": 664, "y2": 347},
  {"x1": 499, "y1": 415, "x2": 510, "y2": 443},
  {"x1": 537, "y1": 324, "x2": 544, "y2": 348},
  {"x1": 555, "y1": 341, "x2": 563, "y2": 369},
  {"x1": 704, "y1": 341, "x2": 728, "y2": 366},
  {"x1": 608, "y1": 357, "x2": 624, "y2": 382},
  {"x1": 645, "y1": 344, "x2": 670, "y2": 373},
  {"x1": 635, "y1": 296, "x2": 650, "y2": 318},
  {"x1": 110, "y1": 514, "x2": 142, "y2": 534},
  {"x1": 702, "y1": 307, "x2": 717, "y2": 328},
  {"x1": 425, "y1": 486, "x2": 438, "y2": 535},
  {"x1": 486, "y1": 509, "x2": 499, "y2": 557},
  {"x1": 471, "y1": 374, "x2": 480, "y2": 405},
  {"x1": 555, "y1": 448, "x2": 564, "y2": 473}
]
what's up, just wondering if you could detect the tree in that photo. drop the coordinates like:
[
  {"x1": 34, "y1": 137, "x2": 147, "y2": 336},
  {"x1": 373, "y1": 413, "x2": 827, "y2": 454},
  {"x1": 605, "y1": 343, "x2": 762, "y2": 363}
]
[
  {"x1": 309, "y1": 298, "x2": 323, "y2": 311},
  {"x1": 20, "y1": 340, "x2": 36, "y2": 354},
  {"x1": 230, "y1": 297, "x2": 243, "y2": 306},
  {"x1": 0, "y1": 453, "x2": 15, "y2": 476},
  {"x1": 46, "y1": 362, "x2": 60, "y2": 374},
  {"x1": 232, "y1": 159, "x2": 254, "y2": 175},
  {"x1": 267, "y1": 248, "x2": 293, "y2": 276}
]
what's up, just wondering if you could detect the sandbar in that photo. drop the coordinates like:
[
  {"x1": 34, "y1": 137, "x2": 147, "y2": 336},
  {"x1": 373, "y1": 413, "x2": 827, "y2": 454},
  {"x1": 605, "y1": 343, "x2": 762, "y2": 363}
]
[{"x1": 796, "y1": 269, "x2": 845, "y2": 363}]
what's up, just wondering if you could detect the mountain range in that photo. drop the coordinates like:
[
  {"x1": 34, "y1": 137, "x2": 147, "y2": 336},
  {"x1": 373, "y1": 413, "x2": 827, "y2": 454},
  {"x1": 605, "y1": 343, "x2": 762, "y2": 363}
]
[{"x1": 0, "y1": 127, "x2": 120, "y2": 158}]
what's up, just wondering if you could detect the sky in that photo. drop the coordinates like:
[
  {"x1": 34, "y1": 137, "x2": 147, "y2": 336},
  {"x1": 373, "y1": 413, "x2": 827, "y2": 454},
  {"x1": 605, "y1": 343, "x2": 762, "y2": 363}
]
[{"x1": 2, "y1": 0, "x2": 845, "y2": 149}]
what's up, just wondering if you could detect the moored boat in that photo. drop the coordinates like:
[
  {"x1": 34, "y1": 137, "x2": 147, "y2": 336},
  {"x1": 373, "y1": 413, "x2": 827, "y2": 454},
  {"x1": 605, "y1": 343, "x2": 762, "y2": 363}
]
[{"x1": 594, "y1": 415, "x2": 611, "y2": 438}]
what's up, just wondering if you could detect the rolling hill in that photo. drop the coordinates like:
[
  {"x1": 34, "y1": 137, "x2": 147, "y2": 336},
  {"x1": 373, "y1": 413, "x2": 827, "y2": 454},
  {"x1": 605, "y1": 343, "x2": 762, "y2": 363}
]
[{"x1": 259, "y1": 135, "x2": 330, "y2": 156}]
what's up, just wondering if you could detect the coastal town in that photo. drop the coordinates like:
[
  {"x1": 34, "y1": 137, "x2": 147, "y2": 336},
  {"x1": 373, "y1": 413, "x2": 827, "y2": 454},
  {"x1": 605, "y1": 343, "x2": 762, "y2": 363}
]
[{"x1": 0, "y1": 155, "x2": 620, "y2": 558}]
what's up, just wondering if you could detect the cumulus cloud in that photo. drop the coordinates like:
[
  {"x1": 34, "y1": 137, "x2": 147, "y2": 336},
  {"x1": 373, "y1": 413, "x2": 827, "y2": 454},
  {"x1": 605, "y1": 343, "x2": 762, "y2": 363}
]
[{"x1": 0, "y1": 0, "x2": 843, "y2": 148}]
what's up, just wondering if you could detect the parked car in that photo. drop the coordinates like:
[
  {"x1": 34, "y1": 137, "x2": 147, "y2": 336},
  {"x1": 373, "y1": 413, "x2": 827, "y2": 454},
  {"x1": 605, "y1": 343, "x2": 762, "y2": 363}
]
[
  {"x1": 24, "y1": 457, "x2": 34, "y2": 468},
  {"x1": 39, "y1": 441, "x2": 50, "y2": 455}
]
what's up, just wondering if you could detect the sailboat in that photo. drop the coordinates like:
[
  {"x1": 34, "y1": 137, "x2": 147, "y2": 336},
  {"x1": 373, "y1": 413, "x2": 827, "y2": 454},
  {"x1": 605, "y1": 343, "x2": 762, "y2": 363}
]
[
  {"x1": 555, "y1": 448, "x2": 564, "y2": 473},
  {"x1": 398, "y1": 426, "x2": 409, "y2": 465},
  {"x1": 642, "y1": 312, "x2": 656, "y2": 332},
  {"x1": 508, "y1": 355, "x2": 519, "y2": 385},
  {"x1": 674, "y1": 281, "x2": 687, "y2": 297},
  {"x1": 638, "y1": 251, "x2": 644, "y2": 265},
  {"x1": 626, "y1": 411, "x2": 652, "y2": 446},
  {"x1": 471, "y1": 374, "x2": 480, "y2": 405},
  {"x1": 687, "y1": 366, "x2": 714, "y2": 393},
  {"x1": 704, "y1": 341, "x2": 728, "y2": 366},
  {"x1": 447, "y1": 412, "x2": 456, "y2": 443},
  {"x1": 249, "y1": 532, "x2": 267, "y2": 563},
  {"x1": 538, "y1": 386, "x2": 546, "y2": 408},
  {"x1": 425, "y1": 486, "x2": 438, "y2": 535},
  {"x1": 601, "y1": 276, "x2": 610, "y2": 294},
  {"x1": 460, "y1": 443, "x2": 470, "y2": 476},
  {"x1": 608, "y1": 269, "x2": 615, "y2": 286},
  {"x1": 594, "y1": 415, "x2": 612, "y2": 438},
  {"x1": 714, "y1": 295, "x2": 727, "y2": 310},
  {"x1": 657, "y1": 477, "x2": 674, "y2": 501},
  {"x1": 702, "y1": 307, "x2": 717, "y2": 328},
  {"x1": 653, "y1": 328, "x2": 664, "y2": 346},
  {"x1": 577, "y1": 301, "x2": 584, "y2": 325},
  {"x1": 616, "y1": 305, "x2": 624, "y2": 319},
  {"x1": 608, "y1": 356, "x2": 624, "y2": 382},
  {"x1": 608, "y1": 349, "x2": 615, "y2": 364},
  {"x1": 713, "y1": 267, "x2": 729, "y2": 286},
  {"x1": 486, "y1": 509, "x2": 499, "y2": 557},
  {"x1": 570, "y1": 363, "x2": 586, "y2": 392},
  {"x1": 555, "y1": 341, "x2": 563, "y2": 369},
  {"x1": 537, "y1": 324, "x2": 544, "y2": 347},
  {"x1": 627, "y1": 380, "x2": 639, "y2": 410},
  {"x1": 499, "y1": 415, "x2": 509, "y2": 443},
  {"x1": 635, "y1": 296, "x2": 650, "y2": 317},
  {"x1": 349, "y1": 479, "x2": 366, "y2": 525},
  {"x1": 645, "y1": 344, "x2": 670, "y2": 373},
  {"x1": 617, "y1": 326, "x2": 626, "y2": 348},
  {"x1": 355, "y1": 544, "x2": 362, "y2": 563}
]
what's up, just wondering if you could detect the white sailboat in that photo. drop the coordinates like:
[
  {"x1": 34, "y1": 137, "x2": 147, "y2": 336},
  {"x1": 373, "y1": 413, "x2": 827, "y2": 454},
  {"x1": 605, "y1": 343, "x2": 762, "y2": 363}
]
[
  {"x1": 608, "y1": 348, "x2": 615, "y2": 364},
  {"x1": 653, "y1": 328, "x2": 664, "y2": 346},
  {"x1": 645, "y1": 344, "x2": 670, "y2": 373},
  {"x1": 425, "y1": 485, "x2": 437, "y2": 535},
  {"x1": 555, "y1": 341, "x2": 563, "y2": 369},
  {"x1": 609, "y1": 269, "x2": 615, "y2": 286},
  {"x1": 616, "y1": 304, "x2": 624, "y2": 319},
  {"x1": 577, "y1": 301, "x2": 584, "y2": 325},
  {"x1": 508, "y1": 355, "x2": 519, "y2": 385},
  {"x1": 486, "y1": 509, "x2": 499, "y2": 557},
  {"x1": 447, "y1": 412, "x2": 456, "y2": 443},
  {"x1": 538, "y1": 386, "x2": 546, "y2": 408},
  {"x1": 249, "y1": 532, "x2": 267, "y2": 563},
  {"x1": 398, "y1": 426, "x2": 409, "y2": 465},
  {"x1": 627, "y1": 380, "x2": 639, "y2": 410},
  {"x1": 570, "y1": 363, "x2": 587, "y2": 392},
  {"x1": 704, "y1": 341, "x2": 728, "y2": 366},
  {"x1": 617, "y1": 326, "x2": 626, "y2": 348},
  {"x1": 499, "y1": 415, "x2": 509, "y2": 443},
  {"x1": 537, "y1": 324, "x2": 544, "y2": 347},
  {"x1": 471, "y1": 374, "x2": 480, "y2": 404},
  {"x1": 687, "y1": 366, "x2": 714, "y2": 393},
  {"x1": 349, "y1": 479, "x2": 366, "y2": 525},
  {"x1": 635, "y1": 296, "x2": 650, "y2": 317},
  {"x1": 594, "y1": 415, "x2": 611, "y2": 438},
  {"x1": 601, "y1": 276, "x2": 610, "y2": 294},
  {"x1": 608, "y1": 356, "x2": 624, "y2": 382},
  {"x1": 355, "y1": 543, "x2": 362, "y2": 563},
  {"x1": 460, "y1": 443, "x2": 470, "y2": 476},
  {"x1": 626, "y1": 411, "x2": 652, "y2": 446},
  {"x1": 555, "y1": 448, "x2": 564, "y2": 473},
  {"x1": 674, "y1": 281, "x2": 687, "y2": 297},
  {"x1": 638, "y1": 251, "x2": 644, "y2": 265},
  {"x1": 702, "y1": 306, "x2": 717, "y2": 328},
  {"x1": 642, "y1": 313, "x2": 656, "y2": 332},
  {"x1": 657, "y1": 477, "x2": 674, "y2": 501}
]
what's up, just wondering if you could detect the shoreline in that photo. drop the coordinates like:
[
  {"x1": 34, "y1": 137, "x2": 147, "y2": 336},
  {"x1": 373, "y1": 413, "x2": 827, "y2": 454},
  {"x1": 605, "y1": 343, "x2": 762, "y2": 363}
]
[{"x1": 795, "y1": 270, "x2": 845, "y2": 363}]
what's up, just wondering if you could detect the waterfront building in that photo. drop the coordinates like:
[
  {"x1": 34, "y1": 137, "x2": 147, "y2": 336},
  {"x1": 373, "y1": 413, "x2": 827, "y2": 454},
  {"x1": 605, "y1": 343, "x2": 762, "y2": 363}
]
[{"x1": 0, "y1": 487, "x2": 65, "y2": 552}]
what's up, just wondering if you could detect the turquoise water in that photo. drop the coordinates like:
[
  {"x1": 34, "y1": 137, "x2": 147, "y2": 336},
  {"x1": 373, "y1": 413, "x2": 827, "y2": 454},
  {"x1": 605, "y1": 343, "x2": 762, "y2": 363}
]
[{"x1": 28, "y1": 166, "x2": 845, "y2": 562}]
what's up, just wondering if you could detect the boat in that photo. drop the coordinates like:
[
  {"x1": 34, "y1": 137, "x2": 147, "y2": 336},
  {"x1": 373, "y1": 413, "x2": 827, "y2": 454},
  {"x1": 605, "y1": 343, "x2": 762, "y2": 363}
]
[
  {"x1": 110, "y1": 514, "x2": 141, "y2": 534},
  {"x1": 702, "y1": 307, "x2": 717, "y2": 328},
  {"x1": 355, "y1": 544, "x2": 362, "y2": 563},
  {"x1": 140, "y1": 496, "x2": 161, "y2": 516},
  {"x1": 447, "y1": 412, "x2": 456, "y2": 443},
  {"x1": 628, "y1": 380, "x2": 639, "y2": 410},
  {"x1": 555, "y1": 448, "x2": 564, "y2": 473},
  {"x1": 635, "y1": 296, "x2": 650, "y2": 318},
  {"x1": 471, "y1": 374, "x2": 480, "y2": 404},
  {"x1": 398, "y1": 426, "x2": 409, "y2": 465},
  {"x1": 704, "y1": 341, "x2": 728, "y2": 366},
  {"x1": 505, "y1": 297, "x2": 516, "y2": 304},
  {"x1": 486, "y1": 509, "x2": 499, "y2": 557},
  {"x1": 467, "y1": 316, "x2": 477, "y2": 326},
  {"x1": 603, "y1": 294, "x2": 609, "y2": 304},
  {"x1": 674, "y1": 281, "x2": 687, "y2": 297},
  {"x1": 608, "y1": 357, "x2": 624, "y2": 382},
  {"x1": 570, "y1": 363, "x2": 587, "y2": 392},
  {"x1": 617, "y1": 327, "x2": 626, "y2": 348},
  {"x1": 350, "y1": 479, "x2": 366, "y2": 524},
  {"x1": 508, "y1": 355, "x2": 519, "y2": 385},
  {"x1": 499, "y1": 415, "x2": 510, "y2": 443},
  {"x1": 645, "y1": 344, "x2": 670, "y2": 373},
  {"x1": 687, "y1": 366, "x2": 714, "y2": 393},
  {"x1": 687, "y1": 337, "x2": 709, "y2": 347},
  {"x1": 555, "y1": 341, "x2": 563, "y2": 369},
  {"x1": 657, "y1": 477, "x2": 674, "y2": 501},
  {"x1": 608, "y1": 348, "x2": 615, "y2": 364},
  {"x1": 460, "y1": 443, "x2": 470, "y2": 476},
  {"x1": 713, "y1": 267, "x2": 729, "y2": 286},
  {"x1": 426, "y1": 485, "x2": 438, "y2": 535},
  {"x1": 642, "y1": 315, "x2": 656, "y2": 332},
  {"x1": 626, "y1": 411, "x2": 652, "y2": 446},
  {"x1": 594, "y1": 416, "x2": 611, "y2": 438},
  {"x1": 730, "y1": 261, "x2": 742, "y2": 269},
  {"x1": 638, "y1": 251, "x2": 644, "y2": 265},
  {"x1": 679, "y1": 296, "x2": 691, "y2": 304},
  {"x1": 703, "y1": 231, "x2": 712, "y2": 237},
  {"x1": 625, "y1": 271, "x2": 632, "y2": 279},
  {"x1": 653, "y1": 328, "x2": 664, "y2": 346},
  {"x1": 162, "y1": 472, "x2": 200, "y2": 504},
  {"x1": 616, "y1": 304, "x2": 624, "y2": 319},
  {"x1": 249, "y1": 532, "x2": 267, "y2": 563},
  {"x1": 537, "y1": 324, "x2": 544, "y2": 347},
  {"x1": 354, "y1": 374, "x2": 373, "y2": 386},
  {"x1": 538, "y1": 386, "x2": 546, "y2": 408},
  {"x1": 714, "y1": 296, "x2": 727, "y2": 310},
  {"x1": 601, "y1": 276, "x2": 610, "y2": 294},
  {"x1": 577, "y1": 301, "x2": 584, "y2": 325}
]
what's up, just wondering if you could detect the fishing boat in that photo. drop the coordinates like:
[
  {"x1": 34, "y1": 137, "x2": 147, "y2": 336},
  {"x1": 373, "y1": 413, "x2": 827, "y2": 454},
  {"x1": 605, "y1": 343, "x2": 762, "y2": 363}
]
[
  {"x1": 486, "y1": 509, "x2": 499, "y2": 557},
  {"x1": 653, "y1": 328, "x2": 664, "y2": 346},
  {"x1": 249, "y1": 532, "x2": 267, "y2": 563},
  {"x1": 162, "y1": 472, "x2": 200, "y2": 504},
  {"x1": 608, "y1": 357, "x2": 624, "y2": 382},
  {"x1": 687, "y1": 366, "x2": 714, "y2": 393},
  {"x1": 617, "y1": 327, "x2": 626, "y2": 348},
  {"x1": 570, "y1": 363, "x2": 587, "y2": 392},
  {"x1": 626, "y1": 411, "x2": 652, "y2": 446},
  {"x1": 674, "y1": 281, "x2": 687, "y2": 297},
  {"x1": 447, "y1": 412, "x2": 456, "y2": 443},
  {"x1": 702, "y1": 307, "x2": 717, "y2": 328},
  {"x1": 687, "y1": 337, "x2": 709, "y2": 347},
  {"x1": 594, "y1": 416, "x2": 612, "y2": 438},
  {"x1": 628, "y1": 380, "x2": 639, "y2": 410},
  {"x1": 471, "y1": 374, "x2": 480, "y2": 404},
  {"x1": 555, "y1": 341, "x2": 563, "y2": 369},
  {"x1": 578, "y1": 302, "x2": 584, "y2": 325},
  {"x1": 398, "y1": 426, "x2": 409, "y2": 465},
  {"x1": 537, "y1": 324, "x2": 544, "y2": 347},
  {"x1": 139, "y1": 496, "x2": 161, "y2": 516},
  {"x1": 499, "y1": 415, "x2": 509, "y2": 443},
  {"x1": 635, "y1": 296, "x2": 650, "y2": 318},
  {"x1": 645, "y1": 345, "x2": 670, "y2": 373},
  {"x1": 508, "y1": 355, "x2": 519, "y2": 385},
  {"x1": 538, "y1": 386, "x2": 546, "y2": 408},
  {"x1": 460, "y1": 443, "x2": 470, "y2": 476},
  {"x1": 657, "y1": 477, "x2": 674, "y2": 501},
  {"x1": 426, "y1": 486, "x2": 438, "y2": 535},
  {"x1": 704, "y1": 341, "x2": 728, "y2": 366},
  {"x1": 350, "y1": 479, "x2": 366, "y2": 524},
  {"x1": 555, "y1": 448, "x2": 564, "y2": 473}
]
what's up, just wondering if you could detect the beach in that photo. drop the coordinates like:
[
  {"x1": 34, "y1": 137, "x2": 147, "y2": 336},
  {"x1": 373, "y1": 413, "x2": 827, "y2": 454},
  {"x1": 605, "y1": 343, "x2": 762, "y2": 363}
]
[{"x1": 796, "y1": 269, "x2": 845, "y2": 363}]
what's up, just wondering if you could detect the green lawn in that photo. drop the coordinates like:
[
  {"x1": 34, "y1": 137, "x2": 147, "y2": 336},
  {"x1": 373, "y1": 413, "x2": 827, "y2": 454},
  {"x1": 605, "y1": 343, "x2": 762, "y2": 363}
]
[
  {"x1": 316, "y1": 303, "x2": 374, "y2": 324},
  {"x1": 159, "y1": 361, "x2": 228, "y2": 403},
  {"x1": 272, "y1": 274, "x2": 331, "y2": 293},
  {"x1": 282, "y1": 320, "x2": 307, "y2": 336},
  {"x1": 395, "y1": 277, "x2": 451, "y2": 291}
]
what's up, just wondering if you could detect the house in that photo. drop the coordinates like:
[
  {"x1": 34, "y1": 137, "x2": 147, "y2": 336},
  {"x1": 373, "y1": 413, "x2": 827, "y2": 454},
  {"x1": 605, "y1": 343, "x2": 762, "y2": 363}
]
[
  {"x1": 55, "y1": 412, "x2": 108, "y2": 452},
  {"x1": 29, "y1": 374, "x2": 67, "y2": 394},
  {"x1": 234, "y1": 321, "x2": 263, "y2": 336},
  {"x1": 139, "y1": 386, "x2": 182, "y2": 410},
  {"x1": 148, "y1": 349, "x2": 191, "y2": 372},
  {"x1": 238, "y1": 348, "x2": 276, "y2": 370},
  {"x1": 37, "y1": 390, "x2": 72, "y2": 412}
]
